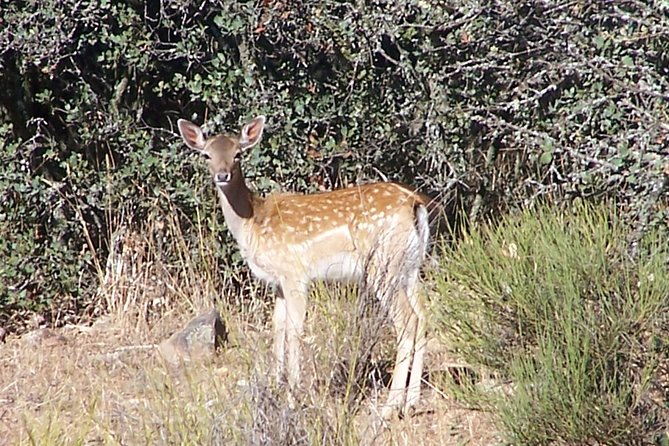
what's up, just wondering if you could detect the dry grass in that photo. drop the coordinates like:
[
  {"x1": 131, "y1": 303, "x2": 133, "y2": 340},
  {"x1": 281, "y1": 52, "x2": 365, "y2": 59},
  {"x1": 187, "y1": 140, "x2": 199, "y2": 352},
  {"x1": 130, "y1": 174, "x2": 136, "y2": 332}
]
[
  {"x1": 0, "y1": 300, "x2": 500, "y2": 445},
  {"x1": 0, "y1": 216, "x2": 499, "y2": 446},
  {"x1": 0, "y1": 306, "x2": 499, "y2": 446}
]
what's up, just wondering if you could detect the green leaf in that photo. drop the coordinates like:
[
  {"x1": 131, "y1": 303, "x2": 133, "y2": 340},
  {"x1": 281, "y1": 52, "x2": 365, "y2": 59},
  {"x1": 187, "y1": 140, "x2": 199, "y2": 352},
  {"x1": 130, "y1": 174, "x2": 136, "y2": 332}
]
[
  {"x1": 610, "y1": 157, "x2": 625, "y2": 168},
  {"x1": 539, "y1": 150, "x2": 553, "y2": 165},
  {"x1": 593, "y1": 35, "x2": 608, "y2": 50}
]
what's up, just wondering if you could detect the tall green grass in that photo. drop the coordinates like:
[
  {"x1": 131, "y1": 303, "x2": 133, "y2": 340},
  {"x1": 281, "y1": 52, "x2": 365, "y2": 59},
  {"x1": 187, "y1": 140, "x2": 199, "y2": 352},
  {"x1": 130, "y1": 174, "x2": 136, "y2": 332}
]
[{"x1": 432, "y1": 203, "x2": 669, "y2": 445}]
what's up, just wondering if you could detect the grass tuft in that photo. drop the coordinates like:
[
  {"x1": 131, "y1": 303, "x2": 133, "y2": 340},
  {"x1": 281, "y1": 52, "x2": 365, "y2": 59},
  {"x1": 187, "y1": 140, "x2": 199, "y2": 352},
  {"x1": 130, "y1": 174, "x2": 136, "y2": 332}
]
[{"x1": 432, "y1": 202, "x2": 669, "y2": 445}]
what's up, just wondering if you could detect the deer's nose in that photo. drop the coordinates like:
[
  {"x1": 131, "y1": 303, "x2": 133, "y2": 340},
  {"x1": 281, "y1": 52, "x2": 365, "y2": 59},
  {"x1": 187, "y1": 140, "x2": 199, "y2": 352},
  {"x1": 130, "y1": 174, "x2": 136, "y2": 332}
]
[{"x1": 215, "y1": 172, "x2": 232, "y2": 184}]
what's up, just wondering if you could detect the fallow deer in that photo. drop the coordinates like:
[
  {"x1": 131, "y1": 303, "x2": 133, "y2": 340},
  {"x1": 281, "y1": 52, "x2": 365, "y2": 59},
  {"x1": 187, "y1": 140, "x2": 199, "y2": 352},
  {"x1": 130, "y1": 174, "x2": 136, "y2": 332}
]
[{"x1": 177, "y1": 116, "x2": 431, "y2": 418}]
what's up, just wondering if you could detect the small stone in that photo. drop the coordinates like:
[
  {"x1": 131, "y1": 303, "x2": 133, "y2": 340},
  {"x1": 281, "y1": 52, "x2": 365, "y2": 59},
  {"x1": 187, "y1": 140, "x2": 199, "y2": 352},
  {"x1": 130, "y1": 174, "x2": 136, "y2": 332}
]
[
  {"x1": 22, "y1": 328, "x2": 68, "y2": 347},
  {"x1": 158, "y1": 308, "x2": 227, "y2": 365}
]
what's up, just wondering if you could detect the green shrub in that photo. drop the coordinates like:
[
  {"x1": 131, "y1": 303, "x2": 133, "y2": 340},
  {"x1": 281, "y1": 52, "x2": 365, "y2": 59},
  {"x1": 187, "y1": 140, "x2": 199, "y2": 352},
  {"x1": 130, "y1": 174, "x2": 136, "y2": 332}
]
[
  {"x1": 1, "y1": 0, "x2": 668, "y2": 329},
  {"x1": 433, "y1": 203, "x2": 669, "y2": 445}
]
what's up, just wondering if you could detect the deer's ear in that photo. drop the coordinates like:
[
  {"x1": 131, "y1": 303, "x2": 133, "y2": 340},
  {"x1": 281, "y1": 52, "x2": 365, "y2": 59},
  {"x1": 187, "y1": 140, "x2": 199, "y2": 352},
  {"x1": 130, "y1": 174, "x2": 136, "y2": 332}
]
[
  {"x1": 239, "y1": 116, "x2": 265, "y2": 150},
  {"x1": 178, "y1": 119, "x2": 206, "y2": 151}
]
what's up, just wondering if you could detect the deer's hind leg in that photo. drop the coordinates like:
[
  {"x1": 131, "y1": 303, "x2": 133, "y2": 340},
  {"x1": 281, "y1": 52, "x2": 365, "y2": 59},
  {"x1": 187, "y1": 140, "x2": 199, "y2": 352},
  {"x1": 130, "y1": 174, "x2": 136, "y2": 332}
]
[
  {"x1": 381, "y1": 286, "x2": 418, "y2": 419},
  {"x1": 404, "y1": 274, "x2": 426, "y2": 413}
]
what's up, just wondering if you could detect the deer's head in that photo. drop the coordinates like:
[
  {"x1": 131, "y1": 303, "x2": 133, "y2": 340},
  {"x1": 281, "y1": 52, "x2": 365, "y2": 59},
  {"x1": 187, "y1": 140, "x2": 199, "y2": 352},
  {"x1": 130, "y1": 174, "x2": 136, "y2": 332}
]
[{"x1": 177, "y1": 116, "x2": 265, "y2": 188}]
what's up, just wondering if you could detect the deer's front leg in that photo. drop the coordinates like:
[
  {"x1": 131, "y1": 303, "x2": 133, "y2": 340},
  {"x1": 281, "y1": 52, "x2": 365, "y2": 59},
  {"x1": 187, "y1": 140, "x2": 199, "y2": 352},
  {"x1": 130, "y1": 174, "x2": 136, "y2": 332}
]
[
  {"x1": 281, "y1": 279, "x2": 308, "y2": 389},
  {"x1": 272, "y1": 292, "x2": 287, "y2": 384}
]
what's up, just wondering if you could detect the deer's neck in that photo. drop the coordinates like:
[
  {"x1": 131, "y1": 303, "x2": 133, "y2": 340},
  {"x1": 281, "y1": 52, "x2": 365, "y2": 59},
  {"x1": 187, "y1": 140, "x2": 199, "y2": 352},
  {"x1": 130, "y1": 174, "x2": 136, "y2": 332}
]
[{"x1": 216, "y1": 165, "x2": 257, "y2": 241}]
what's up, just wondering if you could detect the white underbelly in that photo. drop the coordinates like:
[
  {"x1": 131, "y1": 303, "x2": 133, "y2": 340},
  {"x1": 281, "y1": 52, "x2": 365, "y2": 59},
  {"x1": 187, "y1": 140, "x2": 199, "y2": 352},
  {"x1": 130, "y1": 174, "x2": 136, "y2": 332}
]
[{"x1": 309, "y1": 252, "x2": 363, "y2": 282}]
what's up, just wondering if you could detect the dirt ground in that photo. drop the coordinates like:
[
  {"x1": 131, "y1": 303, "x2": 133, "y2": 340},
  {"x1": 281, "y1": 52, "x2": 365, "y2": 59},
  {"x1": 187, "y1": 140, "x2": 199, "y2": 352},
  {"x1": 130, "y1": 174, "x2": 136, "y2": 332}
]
[{"x1": 0, "y1": 313, "x2": 500, "y2": 446}]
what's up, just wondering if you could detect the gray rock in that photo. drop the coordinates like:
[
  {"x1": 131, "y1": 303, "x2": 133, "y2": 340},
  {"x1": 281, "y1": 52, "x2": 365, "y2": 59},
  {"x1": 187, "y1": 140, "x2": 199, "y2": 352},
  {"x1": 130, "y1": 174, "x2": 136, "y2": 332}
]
[
  {"x1": 22, "y1": 328, "x2": 68, "y2": 347},
  {"x1": 158, "y1": 308, "x2": 227, "y2": 365}
]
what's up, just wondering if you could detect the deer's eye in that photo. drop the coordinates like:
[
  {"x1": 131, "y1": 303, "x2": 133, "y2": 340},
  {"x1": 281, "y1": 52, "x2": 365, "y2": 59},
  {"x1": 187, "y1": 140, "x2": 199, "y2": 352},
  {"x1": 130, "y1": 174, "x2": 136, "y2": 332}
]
[
  {"x1": 199, "y1": 151, "x2": 212, "y2": 160},
  {"x1": 233, "y1": 151, "x2": 242, "y2": 162}
]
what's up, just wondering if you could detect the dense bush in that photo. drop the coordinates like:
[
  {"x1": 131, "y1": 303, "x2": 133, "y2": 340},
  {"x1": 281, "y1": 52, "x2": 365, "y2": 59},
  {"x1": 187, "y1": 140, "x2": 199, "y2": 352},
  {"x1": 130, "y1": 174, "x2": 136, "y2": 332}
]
[
  {"x1": 433, "y1": 203, "x2": 669, "y2": 445},
  {"x1": 1, "y1": 0, "x2": 668, "y2": 328}
]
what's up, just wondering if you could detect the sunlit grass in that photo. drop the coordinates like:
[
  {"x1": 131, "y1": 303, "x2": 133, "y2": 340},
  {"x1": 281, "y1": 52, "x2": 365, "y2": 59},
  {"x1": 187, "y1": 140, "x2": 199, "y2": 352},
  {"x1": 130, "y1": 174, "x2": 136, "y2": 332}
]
[
  {"x1": 432, "y1": 202, "x2": 669, "y2": 445},
  {"x1": 2, "y1": 209, "x2": 497, "y2": 446}
]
